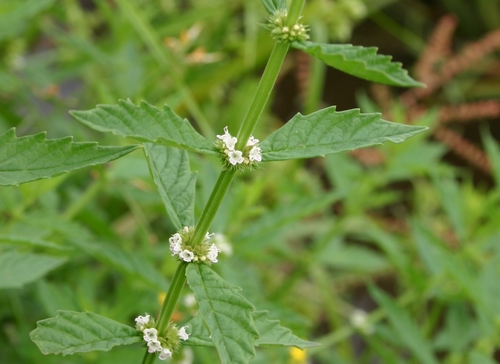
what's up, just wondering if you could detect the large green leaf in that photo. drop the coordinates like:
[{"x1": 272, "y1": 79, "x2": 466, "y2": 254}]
[
  {"x1": 186, "y1": 310, "x2": 318, "y2": 349},
  {"x1": 70, "y1": 100, "x2": 217, "y2": 155},
  {"x1": 0, "y1": 251, "x2": 66, "y2": 289},
  {"x1": 144, "y1": 144, "x2": 196, "y2": 230},
  {"x1": 30, "y1": 311, "x2": 141, "y2": 356},
  {"x1": 186, "y1": 264, "x2": 259, "y2": 364},
  {"x1": 292, "y1": 41, "x2": 424, "y2": 87},
  {"x1": 0, "y1": 128, "x2": 139, "y2": 186},
  {"x1": 260, "y1": 106, "x2": 427, "y2": 161},
  {"x1": 369, "y1": 285, "x2": 438, "y2": 364}
]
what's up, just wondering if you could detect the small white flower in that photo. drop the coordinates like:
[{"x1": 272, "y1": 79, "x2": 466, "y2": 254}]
[
  {"x1": 147, "y1": 340, "x2": 162, "y2": 353},
  {"x1": 350, "y1": 309, "x2": 374, "y2": 335},
  {"x1": 213, "y1": 233, "x2": 232, "y2": 256},
  {"x1": 177, "y1": 326, "x2": 190, "y2": 341},
  {"x1": 179, "y1": 249, "x2": 194, "y2": 262},
  {"x1": 207, "y1": 243, "x2": 221, "y2": 263},
  {"x1": 158, "y1": 348, "x2": 172, "y2": 360},
  {"x1": 135, "y1": 314, "x2": 150, "y2": 330},
  {"x1": 169, "y1": 233, "x2": 182, "y2": 246},
  {"x1": 217, "y1": 126, "x2": 237, "y2": 150},
  {"x1": 228, "y1": 150, "x2": 244, "y2": 165},
  {"x1": 249, "y1": 146, "x2": 262, "y2": 162},
  {"x1": 246, "y1": 136, "x2": 259, "y2": 146},
  {"x1": 183, "y1": 293, "x2": 196, "y2": 308},
  {"x1": 143, "y1": 328, "x2": 158, "y2": 342},
  {"x1": 170, "y1": 242, "x2": 182, "y2": 256}
]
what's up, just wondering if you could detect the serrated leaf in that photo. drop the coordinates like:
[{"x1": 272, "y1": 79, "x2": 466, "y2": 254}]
[
  {"x1": 260, "y1": 0, "x2": 286, "y2": 14},
  {"x1": 70, "y1": 100, "x2": 217, "y2": 155},
  {"x1": 0, "y1": 128, "x2": 139, "y2": 186},
  {"x1": 292, "y1": 41, "x2": 424, "y2": 87},
  {"x1": 252, "y1": 311, "x2": 319, "y2": 349},
  {"x1": 186, "y1": 311, "x2": 319, "y2": 350},
  {"x1": 186, "y1": 264, "x2": 259, "y2": 364},
  {"x1": 30, "y1": 311, "x2": 141, "y2": 356},
  {"x1": 144, "y1": 144, "x2": 196, "y2": 230},
  {"x1": 369, "y1": 285, "x2": 438, "y2": 364},
  {"x1": 0, "y1": 251, "x2": 66, "y2": 289},
  {"x1": 260, "y1": 106, "x2": 427, "y2": 161}
]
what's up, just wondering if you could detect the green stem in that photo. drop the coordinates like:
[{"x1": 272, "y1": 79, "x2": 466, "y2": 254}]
[
  {"x1": 235, "y1": 41, "x2": 289, "y2": 149},
  {"x1": 287, "y1": 0, "x2": 306, "y2": 25},
  {"x1": 142, "y1": 263, "x2": 188, "y2": 364}
]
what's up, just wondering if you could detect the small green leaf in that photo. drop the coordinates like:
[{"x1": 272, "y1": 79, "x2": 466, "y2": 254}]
[
  {"x1": 0, "y1": 128, "x2": 139, "y2": 186},
  {"x1": 0, "y1": 251, "x2": 66, "y2": 289},
  {"x1": 186, "y1": 311, "x2": 319, "y2": 350},
  {"x1": 70, "y1": 100, "x2": 217, "y2": 155},
  {"x1": 186, "y1": 264, "x2": 259, "y2": 364},
  {"x1": 292, "y1": 41, "x2": 424, "y2": 87},
  {"x1": 260, "y1": 0, "x2": 286, "y2": 14},
  {"x1": 30, "y1": 311, "x2": 141, "y2": 356},
  {"x1": 369, "y1": 285, "x2": 438, "y2": 364},
  {"x1": 260, "y1": 106, "x2": 427, "y2": 161},
  {"x1": 252, "y1": 311, "x2": 319, "y2": 349},
  {"x1": 144, "y1": 144, "x2": 196, "y2": 230}
]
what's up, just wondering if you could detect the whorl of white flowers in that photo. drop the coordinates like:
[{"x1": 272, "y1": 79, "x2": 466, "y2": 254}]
[
  {"x1": 267, "y1": 9, "x2": 309, "y2": 42},
  {"x1": 215, "y1": 126, "x2": 262, "y2": 170},
  {"x1": 135, "y1": 314, "x2": 189, "y2": 361},
  {"x1": 169, "y1": 226, "x2": 221, "y2": 264}
]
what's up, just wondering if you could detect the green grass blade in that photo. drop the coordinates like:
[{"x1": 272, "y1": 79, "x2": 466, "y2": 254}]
[
  {"x1": 29, "y1": 311, "x2": 141, "y2": 356},
  {"x1": 293, "y1": 41, "x2": 424, "y2": 87},
  {"x1": 0, "y1": 251, "x2": 66, "y2": 289},
  {"x1": 369, "y1": 285, "x2": 438, "y2": 364},
  {"x1": 144, "y1": 144, "x2": 196, "y2": 230},
  {"x1": 186, "y1": 264, "x2": 259, "y2": 364},
  {"x1": 0, "y1": 128, "x2": 139, "y2": 186},
  {"x1": 260, "y1": 106, "x2": 427, "y2": 161},
  {"x1": 70, "y1": 100, "x2": 217, "y2": 155}
]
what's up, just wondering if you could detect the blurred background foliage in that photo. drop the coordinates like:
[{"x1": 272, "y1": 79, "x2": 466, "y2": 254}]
[{"x1": 2, "y1": 0, "x2": 500, "y2": 363}]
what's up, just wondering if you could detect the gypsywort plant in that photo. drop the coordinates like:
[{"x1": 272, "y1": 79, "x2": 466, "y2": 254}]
[{"x1": 1, "y1": 0, "x2": 427, "y2": 363}]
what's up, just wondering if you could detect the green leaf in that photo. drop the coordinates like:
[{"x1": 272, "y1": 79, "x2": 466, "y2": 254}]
[
  {"x1": 260, "y1": 0, "x2": 286, "y2": 14},
  {"x1": 0, "y1": 251, "x2": 66, "y2": 289},
  {"x1": 0, "y1": 128, "x2": 139, "y2": 186},
  {"x1": 186, "y1": 310, "x2": 319, "y2": 350},
  {"x1": 186, "y1": 264, "x2": 259, "y2": 364},
  {"x1": 368, "y1": 285, "x2": 438, "y2": 364},
  {"x1": 252, "y1": 311, "x2": 319, "y2": 349},
  {"x1": 260, "y1": 106, "x2": 427, "y2": 161},
  {"x1": 29, "y1": 311, "x2": 141, "y2": 356},
  {"x1": 144, "y1": 144, "x2": 196, "y2": 230},
  {"x1": 292, "y1": 41, "x2": 424, "y2": 87},
  {"x1": 70, "y1": 100, "x2": 217, "y2": 155}
]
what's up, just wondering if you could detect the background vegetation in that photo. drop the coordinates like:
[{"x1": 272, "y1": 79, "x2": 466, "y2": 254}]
[{"x1": 2, "y1": 0, "x2": 500, "y2": 363}]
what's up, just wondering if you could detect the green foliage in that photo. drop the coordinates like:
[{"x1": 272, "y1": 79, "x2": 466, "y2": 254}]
[
  {"x1": 144, "y1": 144, "x2": 196, "y2": 230},
  {"x1": 292, "y1": 41, "x2": 425, "y2": 87},
  {"x1": 185, "y1": 264, "x2": 259, "y2": 363},
  {"x1": 0, "y1": 251, "x2": 66, "y2": 289},
  {"x1": 70, "y1": 100, "x2": 217, "y2": 155},
  {"x1": 260, "y1": 0, "x2": 287, "y2": 14},
  {"x1": 0, "y1": 128, "x2": 138, "y2": 186},
  {"x1": 260, "y1": 106, "x2": 427, "y2": 161},
  {"x1": 30, "y1": 311, "x2": 141, "y2": 356}
]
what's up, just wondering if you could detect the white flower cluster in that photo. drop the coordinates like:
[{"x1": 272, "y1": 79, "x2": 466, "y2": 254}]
[
  {"x1": 135, "y1": 314, "x2": 189, "y2": 361},
  {"x1": 268, "y1": 9, "x2": 309, "y2": 42},
  {"x1": 169, "y1": 226, "x2": 221, "y2": 264},
  {"x1": 216, "y1": 126, "x2": 262, "y2": 169}
]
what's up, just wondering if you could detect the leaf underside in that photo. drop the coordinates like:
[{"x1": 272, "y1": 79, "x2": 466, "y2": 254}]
[
  {"x1": 186, "y1": 310, "x2": 319, "y2": 350},
  {"x1": 70, "y1": 100, "x2": 216, "y2": 155},
  {"x1": 260, "y1": 106, "x2": 428, "y2": 161},
  {"x1": 186, "y1": 264, "x2": 259, "y2": 364},
  {"x1": 144, "y1": 144, "x2": 196, "y2": 230},
  {"x1": 29, "y1": 311, "x2": 141, "y2": 356},
  {"x1": 0, "y1": 128, "x2": 138, "y2": 186},
  {"x1": 292, "y1": 41, "x2": 425, "y2": 88}
]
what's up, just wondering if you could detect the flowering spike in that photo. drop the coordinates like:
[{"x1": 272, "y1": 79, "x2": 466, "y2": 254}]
[
  {"x1": 215, "y1": 126, "x2": 262, "y2": 170},
  {"x1": 267, "y1": 9, "x2": 309, "y2": 42}
]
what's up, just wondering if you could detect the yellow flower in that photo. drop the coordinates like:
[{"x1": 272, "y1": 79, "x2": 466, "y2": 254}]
[{"x1": 289, "y1": 347, "x2": 307, "y2": 363}]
